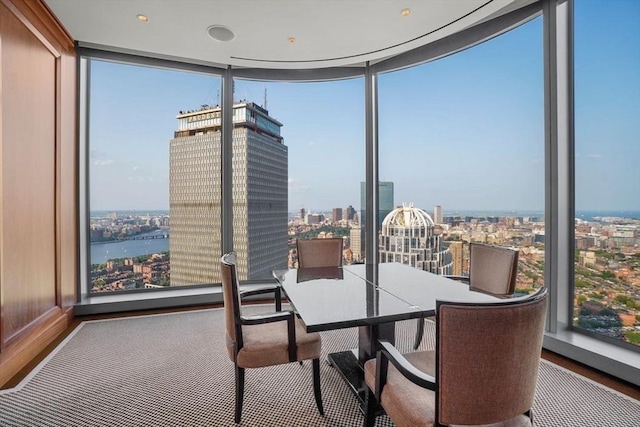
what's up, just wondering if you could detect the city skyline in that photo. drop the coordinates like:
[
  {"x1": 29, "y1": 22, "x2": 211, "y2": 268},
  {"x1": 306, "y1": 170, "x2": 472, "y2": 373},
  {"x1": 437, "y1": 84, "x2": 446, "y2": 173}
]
[{"x1": 89, "y1": 1, "x2": 638, "y2": 213}]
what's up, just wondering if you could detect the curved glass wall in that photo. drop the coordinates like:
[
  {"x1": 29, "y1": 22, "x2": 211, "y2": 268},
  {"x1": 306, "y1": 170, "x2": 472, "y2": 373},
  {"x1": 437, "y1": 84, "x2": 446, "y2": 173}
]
[
  {"x1": 377, "y1": 17, "x2": 544, "y2": 293},
  {"x1": 573, "y1": 0, "x2": 640, "y2": 348},
  {"x1": 77, "y1": 1, "x2": 638, "y2": 382}
]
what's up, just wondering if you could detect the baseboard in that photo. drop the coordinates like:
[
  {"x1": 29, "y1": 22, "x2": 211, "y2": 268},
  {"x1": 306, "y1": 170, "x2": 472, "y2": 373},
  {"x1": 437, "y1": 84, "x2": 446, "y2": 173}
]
[{"x1": 0, "y1": 307, "x2": 72, "y2": 387}]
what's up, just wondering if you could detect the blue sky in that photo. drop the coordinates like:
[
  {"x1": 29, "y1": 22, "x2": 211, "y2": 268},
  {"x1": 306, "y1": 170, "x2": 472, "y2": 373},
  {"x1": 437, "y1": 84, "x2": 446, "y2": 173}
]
[{"x1": 90, "y1": 0, "x2": 639, "y2": 214}]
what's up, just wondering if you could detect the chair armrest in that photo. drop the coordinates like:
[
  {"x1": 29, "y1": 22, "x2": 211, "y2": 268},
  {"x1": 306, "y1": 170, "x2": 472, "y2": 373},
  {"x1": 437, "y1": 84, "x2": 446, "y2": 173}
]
[
  {"x1": 239, "y1": 310, "x2": 293, "y2": 325},
  {"x1": 376, "y1": 340, "x2": 436, "y2": 400},
  {"x1": 239, "y1": 310, "x2": 297, "y2": 362},
  {"x1": 444, "y1": 275, "x2": 469, "y2": 283},
  {"x1": 240, "y1": 285, "x2": 282, "y2": 311}
]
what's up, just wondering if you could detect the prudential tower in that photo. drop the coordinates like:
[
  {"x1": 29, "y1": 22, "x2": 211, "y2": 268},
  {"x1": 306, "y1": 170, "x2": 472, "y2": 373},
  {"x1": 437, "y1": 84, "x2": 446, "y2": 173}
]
[{"x1": 169, "y1": 102, "x2": 288, "y2": 285}]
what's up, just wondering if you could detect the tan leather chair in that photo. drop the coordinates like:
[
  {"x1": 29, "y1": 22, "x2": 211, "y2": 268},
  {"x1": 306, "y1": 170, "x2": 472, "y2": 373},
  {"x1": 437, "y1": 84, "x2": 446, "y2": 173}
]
[
  {"x1": 414, "y1": 243, "x2": 519, "y2": 349},
  {"x1": 296, "y1": 237, "x2": 344, "y2": 268},
  {"x1": 221, "y1": 252, "x2": 324, "y2": 423},
  {"x1": 364, "y1": 287, "x2": 548, "y2": 427}
]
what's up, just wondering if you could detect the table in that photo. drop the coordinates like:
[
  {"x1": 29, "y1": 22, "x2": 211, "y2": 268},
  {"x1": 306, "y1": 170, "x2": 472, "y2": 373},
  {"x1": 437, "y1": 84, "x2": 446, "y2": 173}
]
[{"x1": 272, "y1": 263, "x2": 501, "y2": 407}]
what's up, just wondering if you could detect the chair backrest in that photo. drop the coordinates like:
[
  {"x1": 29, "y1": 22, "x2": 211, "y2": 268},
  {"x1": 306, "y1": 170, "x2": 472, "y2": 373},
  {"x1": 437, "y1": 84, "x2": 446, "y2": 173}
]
[
  {"x1": 296, "y1": 238, "x2": 343, "y2": 268},
  {"x1": 221, "y1": 252, "x2": 243, "y2": 350},
  {"x1": 296, "y1": 266, "x2": 343, "y2": 283},
  {"x1": 468, "y1": 243, "x2": 519, "y2": 296},
  {"x1": 435, "y1": 287, "x2": 548, "y2": 426}
]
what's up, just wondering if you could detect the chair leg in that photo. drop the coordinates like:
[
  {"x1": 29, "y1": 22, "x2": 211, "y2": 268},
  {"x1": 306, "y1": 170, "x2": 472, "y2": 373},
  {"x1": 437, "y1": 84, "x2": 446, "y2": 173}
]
[
  {"x1": 363, "y1": 387, "x2": 377, "y2": 427},
  {"x1": 234, "y1": 365, "x2": 245, "y2": 423},
  {"x1": 312, "y1": 358, "x2": 324, "y2": 416},
  {"x1": 413, "y1": 318, "x2": 425, "y2": 350}
]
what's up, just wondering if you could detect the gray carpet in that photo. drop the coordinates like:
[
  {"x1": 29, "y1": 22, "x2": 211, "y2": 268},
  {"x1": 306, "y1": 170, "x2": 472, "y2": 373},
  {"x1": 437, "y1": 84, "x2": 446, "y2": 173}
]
[{"x1": 0, "y1": 306, "x2": 638, "y2": 427}]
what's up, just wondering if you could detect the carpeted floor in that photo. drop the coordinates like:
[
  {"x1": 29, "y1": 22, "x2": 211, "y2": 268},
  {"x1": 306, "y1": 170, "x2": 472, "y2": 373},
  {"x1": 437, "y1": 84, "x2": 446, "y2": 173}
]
[{"x1": 0, "y1": 306, "x2": 638, "y2": 427}]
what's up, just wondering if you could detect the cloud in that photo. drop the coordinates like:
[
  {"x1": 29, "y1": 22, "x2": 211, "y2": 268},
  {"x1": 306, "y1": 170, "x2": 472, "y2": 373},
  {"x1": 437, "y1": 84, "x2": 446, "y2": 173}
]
[
  {"x1": 288, "y1": 178, "x2": 309, "y2": 191},
  {"x1": 576, "y1": 154, "x2": 603, "y2": 161},
  {"x1": 90, "y1": 149, "x2": 114, "y2": 166},
  {"x1": 127, "y1": 176, "x2": 154, "y2": 182},
  {"x1": 132, "y1": 166, "x2": 139, "y2": 171},
  {"x1": 93, "y1": 159, "x2": 114, "y2": 166}
]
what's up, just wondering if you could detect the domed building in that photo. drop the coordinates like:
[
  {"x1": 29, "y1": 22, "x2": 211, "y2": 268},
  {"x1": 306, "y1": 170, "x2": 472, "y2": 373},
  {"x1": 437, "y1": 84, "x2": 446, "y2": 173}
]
[{"x1": 379, "y1": 204, "x2": 452, "y2": 275}]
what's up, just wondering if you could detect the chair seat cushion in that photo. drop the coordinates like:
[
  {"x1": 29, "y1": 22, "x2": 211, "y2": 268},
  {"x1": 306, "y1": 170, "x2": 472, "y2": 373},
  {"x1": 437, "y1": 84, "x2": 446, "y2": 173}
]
[
  {"x1": 230, "y1": 317, "x2": 321, "y2": 368},
  {"x1": 364, "y1": 351, "x2": 532, "y2": 427}
]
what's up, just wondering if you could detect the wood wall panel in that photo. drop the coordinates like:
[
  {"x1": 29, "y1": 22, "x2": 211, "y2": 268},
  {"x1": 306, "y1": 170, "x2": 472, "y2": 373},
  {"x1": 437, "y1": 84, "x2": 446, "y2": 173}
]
[
  {"x1": 58, "y1": 45, "x2": 77, "y2": 311},
  {"x1": 1, "y1": 1, "x2": 58, "y2": 345},
  {"x1": 0, "y1": 0, "x2": 77, "y2": 386}
]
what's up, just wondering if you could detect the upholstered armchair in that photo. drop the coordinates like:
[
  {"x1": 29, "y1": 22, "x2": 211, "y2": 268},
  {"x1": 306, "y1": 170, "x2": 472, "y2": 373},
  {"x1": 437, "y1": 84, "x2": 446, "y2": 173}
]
[
  {"x1": 296, "y1": 237, "x2": 344, "y2": 268},
  {"x1": 220, "y1": 252, "x2": 324, "y2": 423},
  {"x1": 414, "y1": 242, "x2": 519, "y2": 349},
  {"x1": 364, "y1": 287, "x2": 548, "y2": 427}
]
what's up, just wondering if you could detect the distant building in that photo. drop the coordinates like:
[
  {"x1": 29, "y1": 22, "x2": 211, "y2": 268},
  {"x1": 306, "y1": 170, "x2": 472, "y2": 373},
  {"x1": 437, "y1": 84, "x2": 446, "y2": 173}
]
[
  {"x1": 448, "y1": 241, "x2": 464, "y2": 276},
  {"x1": 360, "y1": 181, "x2": 394, "y2": 230},
  {"x1": 344, "y1": 247, "x2": 354, "y2": 264},
  {"x1": 332, "y1": 207, "x2": 343, "y2": 222},
  {"x1": 300, "y1": 206, "x2": 306, "y2": 221},
  {"x1": 359, "y1": 181, "x2": 394, "y2": 261},
  {"x1": 169, "y1": 102, "x2": 287, "y2": 285},
  {"x1": 344, "y1": 205, "x2": 356, "y2": 221},
  {"x1": 306, "y1": 213, "x2": 324, "y2": 224},
  {"x1": 579, "y1": 251, "x2": 596, "y2": 268},
  {"x1": 378, "y1": 204, "x2": 452, "y2": 275},
  {"x1": 350, "y1": 227, "x2": 362, "y2": 263},
  {"x1": 433, "y1": 205, "x2": 443, "y2": 225}
]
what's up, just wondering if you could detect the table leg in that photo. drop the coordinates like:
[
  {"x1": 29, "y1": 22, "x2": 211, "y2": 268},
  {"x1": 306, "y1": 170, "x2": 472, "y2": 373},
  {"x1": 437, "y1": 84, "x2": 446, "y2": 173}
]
[{"x1": 327, "y1": 322, "x2": 395, "y2": 412}]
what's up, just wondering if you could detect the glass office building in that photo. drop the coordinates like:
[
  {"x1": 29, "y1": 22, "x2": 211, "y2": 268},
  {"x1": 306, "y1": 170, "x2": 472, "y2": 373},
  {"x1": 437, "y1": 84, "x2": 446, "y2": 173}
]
[{"x1": 360, "y1": 181, "x2": 394, "y2": 230}]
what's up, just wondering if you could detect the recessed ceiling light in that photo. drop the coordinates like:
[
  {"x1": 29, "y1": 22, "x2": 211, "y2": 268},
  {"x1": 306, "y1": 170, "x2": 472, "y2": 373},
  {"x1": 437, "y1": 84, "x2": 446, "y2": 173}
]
[
  {"x1": 136, "y1": 14, "x2": 149, "y2": 23},
  {"x1": 288, "y1": 37, "x2": 296, "y2": 44},
  {"x1": 207, "y1": 25, "x2": 235, "y2": 42},
  {"x1": 401, "y1": 8, "x2": 411, "y2": 17}
]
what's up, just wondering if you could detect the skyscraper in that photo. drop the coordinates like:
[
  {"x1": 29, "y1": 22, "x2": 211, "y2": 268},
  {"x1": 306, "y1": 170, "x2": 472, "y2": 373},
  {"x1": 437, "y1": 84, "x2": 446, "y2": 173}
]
[
  {"x1": 343, "y1": 205, "x2": 356, "y2": 221},
  {"x1": 359, "y1": 181, "x2": 394, "y2": 261},
  {"x1": 378, "y1": 204, "x2": 452, "y2": 275},
  {"x1": 360, "y1": 181, "x2": 394, "y2": 229},
  {"x1": 433, "y1": 205, "x2": 443, "y2": 225},
  {"x1": 169, "y1": 102, "x2": 287, "y2": 285},
  {"x1": 332, "y1": 207, "x2": 343, "y2": 222}
]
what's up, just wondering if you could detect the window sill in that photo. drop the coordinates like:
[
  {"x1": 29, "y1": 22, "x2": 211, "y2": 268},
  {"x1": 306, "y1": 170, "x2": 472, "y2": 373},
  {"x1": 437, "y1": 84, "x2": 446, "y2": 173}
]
[
  {"x1": 543, "y1": 325, "x2": 639, "y2": 387},
  {"x1": 74, "y1": 283, "x2": 273, "y2": 316}
]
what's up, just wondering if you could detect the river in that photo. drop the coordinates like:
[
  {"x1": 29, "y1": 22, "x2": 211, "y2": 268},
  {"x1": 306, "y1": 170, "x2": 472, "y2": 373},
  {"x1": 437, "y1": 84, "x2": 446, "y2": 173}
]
[{"x1": 90, "y1": 230, "x2": 169, "y2": 265}]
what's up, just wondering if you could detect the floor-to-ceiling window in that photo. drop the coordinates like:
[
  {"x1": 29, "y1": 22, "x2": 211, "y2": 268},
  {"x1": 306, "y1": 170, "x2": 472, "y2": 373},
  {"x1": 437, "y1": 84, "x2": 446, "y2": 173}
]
[
  {"x1": 573, "y1": 0, "x2": 640, "y2": 348},
  {"x1": 87, "y1": 59, "x2": 221, "y2": 292},
  {"x1": 377, "y1": 16, "x2": 544, "y2": 292},
  {"x1": 230, "y1": 78, "x2": 365, "y2": 280}
]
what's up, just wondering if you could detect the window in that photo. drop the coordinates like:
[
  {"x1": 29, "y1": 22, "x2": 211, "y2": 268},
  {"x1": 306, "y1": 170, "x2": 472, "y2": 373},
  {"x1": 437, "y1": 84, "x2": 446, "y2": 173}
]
[
  {"x1": 573, "y1": 0, "x2": 640, "y2": 348},
  {"x1": 87, "y1": 59, "x2": 221, "y2": 292},
  {"x1": 377, "y1": 17, "x2": 544, "y2": 290},
  {"x1": 231, "y1": 78, "x2": 365, "y2": 280}
]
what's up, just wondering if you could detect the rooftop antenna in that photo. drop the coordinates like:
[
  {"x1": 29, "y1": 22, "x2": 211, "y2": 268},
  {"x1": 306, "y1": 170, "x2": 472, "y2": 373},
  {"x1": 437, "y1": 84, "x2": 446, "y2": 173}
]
[
  {"x1": 264, "y1": 86, "x2": 268, "y2": 110},
  {"x1": 216, "y1": 89, "x2": 220, "y2": 106}
]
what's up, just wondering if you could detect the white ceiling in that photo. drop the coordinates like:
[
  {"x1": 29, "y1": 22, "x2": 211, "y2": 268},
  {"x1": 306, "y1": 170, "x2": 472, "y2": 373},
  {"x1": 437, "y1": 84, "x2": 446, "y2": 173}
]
[{"x1": 45, "y1": 0, "x2": 526, "y2": 70}]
